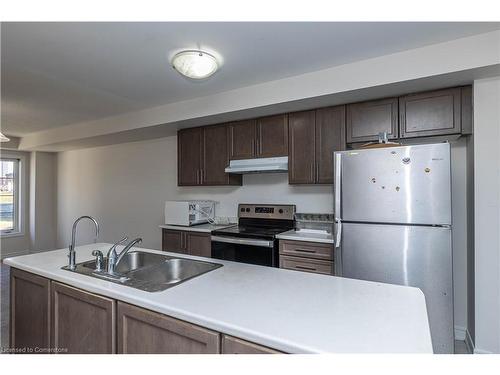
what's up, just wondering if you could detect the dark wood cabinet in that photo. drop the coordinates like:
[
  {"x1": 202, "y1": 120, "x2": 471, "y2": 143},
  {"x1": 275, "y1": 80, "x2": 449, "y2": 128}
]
[
  {"x1": 178, "y1": 127, "x2": 202, "y2": 186},
  {"x1": 179, "y1": 125, "x2": 241, "y2": 186},
  {"x1": 256, "y1": 114, "x2": 289, "y2": 157},
  {"x1": 228, "y1": 119, "x2": 257, "y2": 160},
  {"x1": 279, "y1": 239, "x2": 334, "y2": 276},
  {"x1": 221, "y1": 335, "x2": 282, "y2": 354},
  {"x1": 346, "y1": 97, "x2": 399, "y2": 143},
  {"x1": 315, "y1": 106, "x2": 346, "y2": 184},
  {"x1": 162, "y1": 229, "x2": 186, "y2": 253},
  {"x1": 399, "y1": 87, "x2": 462, "y2": 138},
  {"x1": 10, "y1": 268, "x2": 51, "y2": 352},
  {"x1": 51, "y1": 282, "x2": 115, "y2": 353},
  {"x1": 288, "y1": 110, "x2": 316, "y2": 184},
  {"x1": 117, "y1": 301, "x2": 220, "y2": 354},
  {"x1": 289, "y1": 107, "x2": 345, "y2": 185},
  {"x1": 162, "y1": 229, "x2": 211, "y2": 258},
  {"x1": 461, "y1": 86, "x2": 473, "y2": 135}
]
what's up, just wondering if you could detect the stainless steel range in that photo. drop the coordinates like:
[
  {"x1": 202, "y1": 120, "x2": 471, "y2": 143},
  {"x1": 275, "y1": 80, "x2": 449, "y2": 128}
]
[{"x1": 211, "y1": 204, "x2": 296, "y2": 267}]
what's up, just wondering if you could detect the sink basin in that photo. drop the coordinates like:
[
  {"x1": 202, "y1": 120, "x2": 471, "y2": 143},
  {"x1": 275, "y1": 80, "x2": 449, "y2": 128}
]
[
  {"x1": 63, "y1": 251, "x2": 222, "y2": 292},
  {"x1": 83, "y1": 251, "x2": 168, "y2": 274}
]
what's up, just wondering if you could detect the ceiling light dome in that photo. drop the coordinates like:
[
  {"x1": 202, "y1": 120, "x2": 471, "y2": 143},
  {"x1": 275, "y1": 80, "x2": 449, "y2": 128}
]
[{"x1": 171, "y1": 50, "x2": 219, "y2": 79}]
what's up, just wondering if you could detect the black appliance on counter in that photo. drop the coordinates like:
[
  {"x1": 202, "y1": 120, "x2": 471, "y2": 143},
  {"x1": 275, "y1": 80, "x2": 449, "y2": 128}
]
[{"x1": 211, "y1": 204, "x2": 296, "y2": 267}]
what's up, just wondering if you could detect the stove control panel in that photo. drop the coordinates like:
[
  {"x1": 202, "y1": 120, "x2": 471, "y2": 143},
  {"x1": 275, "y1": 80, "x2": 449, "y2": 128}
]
[{"x1": 238, "y1": 204, "x2": 296, "y2": 220}]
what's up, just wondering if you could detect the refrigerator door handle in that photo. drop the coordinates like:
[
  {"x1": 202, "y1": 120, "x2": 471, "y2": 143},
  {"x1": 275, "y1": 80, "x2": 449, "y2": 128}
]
[
  {"x1": 335, "y1": 220, "x2": 342, "y2": 248},
  {"x1": 334, "y1": 152, "x2": 342, "y2": 220}
]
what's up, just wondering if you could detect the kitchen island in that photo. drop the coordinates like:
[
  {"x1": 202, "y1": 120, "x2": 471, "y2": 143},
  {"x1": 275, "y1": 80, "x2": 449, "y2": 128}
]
[{"x1": 4, "y1": 243, "x2": 432, "y2": 353}]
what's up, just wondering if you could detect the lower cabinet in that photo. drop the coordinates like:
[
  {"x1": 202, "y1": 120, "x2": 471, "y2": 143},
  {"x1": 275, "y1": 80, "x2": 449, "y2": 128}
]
[
  {"x1": 51, "y1": 282, "x2": 116, "y2": 353},
  {"x1": 10, "y1": 269, "x2": 285, "y2": 354},
  {"x1": 279, "y1": 239, "x2": 334, "y2": 275},
  {"x1": 117, "y1": 301, "x2": 220, "y2": 354},
  {"x1": 221, "y1": 335, "x2": 282, "y2": 354},
  {"x1": 162, "y1": 229, "x2": 212, "y2": 258},
  {"x1": 10, "y1": 268, "x2": 51, "y2": 352}
]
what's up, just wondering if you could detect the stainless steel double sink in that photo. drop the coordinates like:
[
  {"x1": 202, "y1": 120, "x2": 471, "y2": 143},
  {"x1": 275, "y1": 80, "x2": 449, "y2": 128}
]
[{"x1": 63, "y1": 251, "x2": 222, "y2": 292}]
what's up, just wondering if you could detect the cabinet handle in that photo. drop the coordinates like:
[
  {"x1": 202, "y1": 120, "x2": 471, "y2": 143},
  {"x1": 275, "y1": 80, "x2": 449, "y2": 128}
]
[
  {"x1": 310, "y1": 163, "x2": 314, "y2": 182},
  {"x1": 295, "y1": 265, "x2": 317, "y2": 271},
  {"x1": 294, "y1": 248, "x2": 316, "y2": 253},
  {"x1": 200, "y1": 169, "x2": 204, "y2": 183},
  {"x1": 316, "y1": 163, "x2": 319, "y2": 182}
]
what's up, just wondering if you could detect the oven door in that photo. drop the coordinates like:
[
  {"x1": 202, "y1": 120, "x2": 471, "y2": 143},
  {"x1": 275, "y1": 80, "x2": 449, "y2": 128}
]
[{"x1": 211, "y1": 236, "x2": 278, "y2": 267}]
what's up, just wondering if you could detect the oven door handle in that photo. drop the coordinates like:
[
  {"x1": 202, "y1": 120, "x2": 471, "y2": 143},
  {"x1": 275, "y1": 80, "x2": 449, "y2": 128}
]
[{"x1": 211, "y1": 236, "x2": 274, "y2": 248}]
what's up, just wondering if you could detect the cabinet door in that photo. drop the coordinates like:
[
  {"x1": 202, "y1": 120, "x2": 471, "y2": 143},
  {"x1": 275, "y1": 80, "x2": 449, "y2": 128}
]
[
  {"x1": 10, "y1": 268, "x2": 51, "y2": 352},
  {"x1": 228, "y1": 119, "x2": 257, "y2": 160},
  {"x1": 117, "y1": 301, "x2": 220, "y2": 353},
  {"x1": 222, "y1": 335, "x2": 282, "y2": 354},
  {"x1": 162, "y1": 229, "x2": 186, "y2": 254},
  {"x1": 315, "y1": 106, "x2": 346, "y2": 184},
  {"x1": 256, "y1": 114, "x2": 288, "y2": 158},
  {"x1": 399, "y1": 87, "x2": 461, "y2": 138},
  {"x1": 51, "y1": 282, "x2": 115, "y2": 353},
  {"x1": 186, "y1": 232, "x2": 212, "y2": 258},
  {"x1": 202, "y1": 124, "x2": 241, "y2": 186},
  {"x1": 288, "y1": 110, "x2": 316, "y2": 184},
  {"x1": 178, "y1": 127, "x2": 203, "y2": 186},
  {"x1": 346, "y1": 97, "x2": 398, "y2": 143},
  {"x1": 461, "y1": 86, "x2": 473, "y2": 135}
]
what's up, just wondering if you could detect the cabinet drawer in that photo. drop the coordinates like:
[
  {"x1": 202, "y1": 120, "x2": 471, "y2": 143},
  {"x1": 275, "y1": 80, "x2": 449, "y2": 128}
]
[
  {"x1": 279, "y1": 240, "x2": 333, "y2": 260},
  {"x1": 280, "y1": 256, "x2": 333, "y2": 275},
  {"x1": 222, "y1": 335, "x2": 282, "y2": 354}
]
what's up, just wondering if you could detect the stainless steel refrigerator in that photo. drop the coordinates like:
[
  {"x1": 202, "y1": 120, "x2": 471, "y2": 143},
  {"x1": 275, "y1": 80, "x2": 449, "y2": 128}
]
[{"x1": 333, "y1": 143, "x2": 453, "y2": 354}]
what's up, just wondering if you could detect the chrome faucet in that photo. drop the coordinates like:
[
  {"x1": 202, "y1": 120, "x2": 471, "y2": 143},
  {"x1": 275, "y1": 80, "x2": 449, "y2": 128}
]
[
  {"x1": 107, "y1": 237, "x2": 142, "y2": 275},
  {"x1": 106, "y1": 236, "x2": 128, "y2": 274},
  {"x1": 68, "y1": 216, "x2": 99, "y2": 270}
]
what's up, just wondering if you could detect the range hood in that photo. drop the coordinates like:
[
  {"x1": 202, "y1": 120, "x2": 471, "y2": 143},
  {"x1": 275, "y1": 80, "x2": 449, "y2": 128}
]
[{"x1": 225, "y1": 157, "x2": 288, "y2": 174}]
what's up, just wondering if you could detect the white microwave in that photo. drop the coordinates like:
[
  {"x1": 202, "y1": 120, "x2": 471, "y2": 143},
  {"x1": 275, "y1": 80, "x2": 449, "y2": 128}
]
[{"x1": 164, "y1": 200, "x2": 215, "y2": 226}]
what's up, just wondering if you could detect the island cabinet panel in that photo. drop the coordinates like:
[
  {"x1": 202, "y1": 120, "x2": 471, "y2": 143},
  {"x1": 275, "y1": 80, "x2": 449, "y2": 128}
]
[
  {"x1": 178, "y1": 127, "x2": 203, "y2": 186},
  {"x1": 162, "y1": 229, "x2": 211, "y2": 258},
  {"x1": 288, "y1": 110, "x2": 316, "y2": 184},
  {"x1": 117, "y1": 302, "x2": 220, "y2": 354},
  {"x1": 399, "y1": 87, "x2": 462, "y2": 138},
  {"x1": 228, "y1": 119, "x2": 257, "y2": 160},
  {"x1": 10, "y1": 268, "x2": 51, "y2": 352},
  {"x1": 51, "y1": 282, "x2": 116, "y2": 354},
  {"x1": 202, "y1": 124, "x2": 242, "y2": 186},
  {"x1": 221, "y1": 335, "x2": 282, "y2": 354},
  {"x1": 346, "y1": 97, "x2": 399, "y2": 143},
  {"x1": 315, "y1": 106, "x2": 346, "y2": 184},
  {"x1": 256, "y1": 114, "x2": 289, "y2": 158}
]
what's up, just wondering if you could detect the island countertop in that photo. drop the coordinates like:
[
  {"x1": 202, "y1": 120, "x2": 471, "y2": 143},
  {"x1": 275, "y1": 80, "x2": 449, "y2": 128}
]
[{"x1": 4, "y1": 243, "x2": 432, "y2": 353}]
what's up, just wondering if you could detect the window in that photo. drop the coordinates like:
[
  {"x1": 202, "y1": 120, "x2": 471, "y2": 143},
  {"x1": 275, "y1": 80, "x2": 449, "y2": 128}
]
[{"x1": 1, "y1": 157, "x2": 20, "y2": 235}]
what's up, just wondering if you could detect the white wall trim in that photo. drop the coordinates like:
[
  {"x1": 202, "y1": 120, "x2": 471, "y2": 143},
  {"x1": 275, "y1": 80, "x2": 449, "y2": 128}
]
[{"x1": 474, "y1": 347, "x2": 494, "y2": 354}]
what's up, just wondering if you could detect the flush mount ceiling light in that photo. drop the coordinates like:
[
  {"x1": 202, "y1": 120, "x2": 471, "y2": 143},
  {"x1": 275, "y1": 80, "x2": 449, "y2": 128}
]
[{"x1": 171, "y1": 50, "x2": 219, "y2": 79}]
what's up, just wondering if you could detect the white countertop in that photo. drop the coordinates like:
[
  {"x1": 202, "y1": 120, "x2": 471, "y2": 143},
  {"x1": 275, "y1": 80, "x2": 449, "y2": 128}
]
[
  {"x1": 159, "y1": 223, "x2": 235, "y2": 233},
  {"x1": 4, "y1": 244, "x2": 432, "y2": 353},
  {"x1": 277, "y1": 229, "x2": 335, "y2": 244}
]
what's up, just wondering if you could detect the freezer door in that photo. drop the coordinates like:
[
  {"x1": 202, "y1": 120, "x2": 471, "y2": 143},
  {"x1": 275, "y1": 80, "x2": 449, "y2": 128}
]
[
  {"x1": 339, "y1": 143, "x2": 451, "y2": 225},
  {"x1": 340, "y1": 222, "x2": 453, "y2": 354}
]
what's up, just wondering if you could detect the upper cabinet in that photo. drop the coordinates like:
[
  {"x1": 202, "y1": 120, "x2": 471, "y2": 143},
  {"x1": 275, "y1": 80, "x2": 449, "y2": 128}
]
[
  {"x1": 399, "y1": 87, "x2": 463, "y2": 138},
  {"x1": 228, "y1": 119, "x2": 257, "y2": 160},
  {"x1": 288, "y1": 110, "x2": 316, "y2": 184},
  {"x1": 346, "y1": 97, "x2": 399, "y2": 143},
  {"x1": 228, "y1": 114, "x2": 288, "y2": 160},
  {"x1": 178, "y1": 125, "x2": 241, "y2": 187},
  {"x1": 256, "y1": 114, "x2": 289, "y2": 158},
  {"x1": 289, "y1": 106, "x2": 346, "y2": 185}
]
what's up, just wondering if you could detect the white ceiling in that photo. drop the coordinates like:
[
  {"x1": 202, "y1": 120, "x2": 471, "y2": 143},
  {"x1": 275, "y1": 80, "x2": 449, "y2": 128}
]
[{"x1": 2, "y1": 22, "x2": 500, "y2": 137}]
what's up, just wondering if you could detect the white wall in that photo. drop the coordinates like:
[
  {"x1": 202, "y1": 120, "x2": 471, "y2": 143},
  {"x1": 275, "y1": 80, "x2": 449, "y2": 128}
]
[
  {"x1": 56, "y1": 136, "x2": 332, "y2": 250},
  {"x1": 473, "y1": 76, "x2": 500, "y2": 354}
]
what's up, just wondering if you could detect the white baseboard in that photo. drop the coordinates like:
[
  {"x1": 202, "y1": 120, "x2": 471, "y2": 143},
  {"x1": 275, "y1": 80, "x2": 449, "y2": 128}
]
[
  {"x1": 454, "y1": 326, "x2": 467, "y2": 341},
  {"x1": 474, "y1": 347, "x2": 494, "y2": 354}
]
